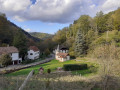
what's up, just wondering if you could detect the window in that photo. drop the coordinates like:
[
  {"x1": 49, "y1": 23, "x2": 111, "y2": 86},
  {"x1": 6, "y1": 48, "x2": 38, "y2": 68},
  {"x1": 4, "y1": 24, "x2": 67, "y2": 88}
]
[{"x1": 30, "y1": 53, "x2": 33, "y2": 55}]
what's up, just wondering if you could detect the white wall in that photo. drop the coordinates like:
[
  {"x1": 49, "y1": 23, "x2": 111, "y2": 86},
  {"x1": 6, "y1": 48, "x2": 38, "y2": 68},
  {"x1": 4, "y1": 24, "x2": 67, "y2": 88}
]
[
  {"x1": 27, "y1": 50, "x2": 40, "y2": 60},
  {"x1": 11, "y1": 53, "x2": 19, "y2": 61},
  {"x1": 67, "y1": 56, "x2": 70, "y2": 60},
  {"x1": 60, "y1": 50, "x2": 68, "y2": 53},
  {"x1": 55, "y1": 49, "x2": 70, "y2": 62},
  {"x1": 56, "y1": 55, "x2": 70, "y2": 62}
]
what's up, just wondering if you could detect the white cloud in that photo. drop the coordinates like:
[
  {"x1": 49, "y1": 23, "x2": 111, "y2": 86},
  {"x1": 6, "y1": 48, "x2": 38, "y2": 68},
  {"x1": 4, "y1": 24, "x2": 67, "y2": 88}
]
[
  {"x1": 101, "y1": 0, "x2": 120, "y2": 13},
  {"x1": 24, "y1": 0, "x2": 95, "y2": 23},
  {"x1": 90, "y1": 4, "x2": 96, "y2": 9},
  {"x1": 0, "y1": 0, "x2": 120, "y2": 23},
  {"x1": 0, "y1": 0, "x2": 31, "y2": 14},
  {"x1": 25, "y1": 28, "x2": 32, "y2": 32},
  {"x1": 13, "y1": 15, "x2": 26, "y2": 22}
]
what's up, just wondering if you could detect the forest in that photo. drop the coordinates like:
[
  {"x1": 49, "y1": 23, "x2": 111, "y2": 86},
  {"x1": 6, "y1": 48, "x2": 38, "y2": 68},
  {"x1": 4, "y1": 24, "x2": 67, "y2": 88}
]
[{"x1": 52, "y1": 8, "x2": 120, "y2": 58}]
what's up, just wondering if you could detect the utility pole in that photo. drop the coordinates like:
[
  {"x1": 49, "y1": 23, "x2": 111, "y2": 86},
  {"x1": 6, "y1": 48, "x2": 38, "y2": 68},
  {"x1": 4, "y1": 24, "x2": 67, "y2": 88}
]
[{"x1": 106, "y1": 31, "x2": 109, "y2": 41}]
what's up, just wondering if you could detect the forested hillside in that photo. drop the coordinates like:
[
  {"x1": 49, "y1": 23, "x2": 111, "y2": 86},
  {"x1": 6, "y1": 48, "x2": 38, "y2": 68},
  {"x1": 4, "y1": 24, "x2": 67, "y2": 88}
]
[
  {"x1": 52, "y1": 8, "x2": 120, "y2": 57},
  {"x1": 0, "y1": 13, "x2": 40, "y2": 47},
  {"x1": 30, "y1": 32, "x2": 53, "y2": 40},
  {"x1": 0, "y1": 13, "x2": 41, "y2": 59}
]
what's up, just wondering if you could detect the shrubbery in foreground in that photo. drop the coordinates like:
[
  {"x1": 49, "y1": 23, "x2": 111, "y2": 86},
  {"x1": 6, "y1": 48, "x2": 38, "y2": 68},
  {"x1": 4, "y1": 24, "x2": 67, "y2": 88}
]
[{"x1": 63, "y1": 64, "x2": 88, "y2": 71}]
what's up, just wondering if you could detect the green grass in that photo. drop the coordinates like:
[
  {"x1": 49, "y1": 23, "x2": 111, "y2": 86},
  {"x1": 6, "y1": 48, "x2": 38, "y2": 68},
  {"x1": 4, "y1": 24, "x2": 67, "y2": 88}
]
[
  {"x1": 6, "y1": 59, "x2": 98, "y2": 76},
  {"x1": 72, "y1": 67, "x2": 97, "y2": 77}
]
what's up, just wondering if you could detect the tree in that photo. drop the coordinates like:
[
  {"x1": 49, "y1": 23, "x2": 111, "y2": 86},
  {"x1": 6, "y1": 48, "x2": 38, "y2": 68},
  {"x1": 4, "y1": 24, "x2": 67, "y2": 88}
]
[
  {"x1": 77, "y1": 15, "x2": 91, "y2": 35},
  {"x1": 95, "y1": 11, "x2": 107, "y2": 33},
  {"x1": 52, "y1": 29, "x2": 66, "y2": 44},
  {"x1": 44, "y1": 48, "x2": 50, "y2": 56},
  {"x1": 106, "y1": 16, "x2": 114, "y2": 31},
  {"x1": 93, "y1": 43, "x2": 120, "y2": 90},
  {"x1": 13, "y1": 32, "x2": 27, "y2": 59},
  {"x1": 112, "y1": 8, "x2": 120, "y2": 31},
  {"x1": 39, "y1": 38, "x2": 56, "y2": 53},
  {"x1": 74, "y1": 29, "x2": 87, "y2": 57},
  {"x1": 86, "y1": 30, "x2": 96, "y2": 48},
  {"x1": 0, "y1": 12, "x2": 6, "y2": 18},
  {"x1": 69, "y1": 45, "x2": 75, "y2": 58},
  {"x1": 0, "y1": 54, "x2": 12, "y2": 67}
]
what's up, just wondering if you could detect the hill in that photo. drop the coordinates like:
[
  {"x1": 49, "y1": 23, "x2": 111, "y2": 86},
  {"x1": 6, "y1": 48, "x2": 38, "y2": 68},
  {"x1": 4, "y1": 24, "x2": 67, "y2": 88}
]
[
  {"x1": 52, "y1": 8, "x2": 120, "y2": 57},
  {"x1": 0, "y1": 14, "x2": 40, "y2": 47},
  {"x1": 30, "y1": 32, "x2": 53, "y2": 40}
]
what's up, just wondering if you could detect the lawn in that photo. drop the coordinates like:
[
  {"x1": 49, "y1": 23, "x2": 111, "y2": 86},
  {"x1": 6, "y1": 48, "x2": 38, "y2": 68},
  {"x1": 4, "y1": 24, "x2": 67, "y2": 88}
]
[{"x1": 6, "y1": 59, "x2": 99, "y2": 76}]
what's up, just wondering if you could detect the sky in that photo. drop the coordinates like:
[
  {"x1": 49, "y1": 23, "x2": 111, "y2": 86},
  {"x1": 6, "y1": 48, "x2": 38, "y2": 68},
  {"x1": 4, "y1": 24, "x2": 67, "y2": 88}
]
[{"x1": 0, "y1": 0, "x2": 120, "y2": 34}]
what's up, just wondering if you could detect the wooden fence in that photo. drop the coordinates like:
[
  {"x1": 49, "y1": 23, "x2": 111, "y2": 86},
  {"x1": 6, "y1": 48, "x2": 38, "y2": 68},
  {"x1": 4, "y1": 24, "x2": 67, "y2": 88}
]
[{"x1": 19, "y1": 70, "x2": 34, "y2": 90}]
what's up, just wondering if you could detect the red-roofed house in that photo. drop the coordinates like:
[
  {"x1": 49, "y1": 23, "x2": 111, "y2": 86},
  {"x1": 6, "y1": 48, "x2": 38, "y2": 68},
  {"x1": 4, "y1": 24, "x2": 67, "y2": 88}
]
[
  {"x1": 55, "y1": 45, "x2": 70, "y2": 62},
  {"x1": 27, "y1": 46, "x2": 40, "y2": 60}
]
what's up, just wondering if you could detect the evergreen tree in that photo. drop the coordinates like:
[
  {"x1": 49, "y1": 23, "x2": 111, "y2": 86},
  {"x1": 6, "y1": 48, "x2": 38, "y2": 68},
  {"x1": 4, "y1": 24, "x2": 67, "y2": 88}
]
[{"x1": 74, "y1": 29, "x2": 87, "y2": 57}]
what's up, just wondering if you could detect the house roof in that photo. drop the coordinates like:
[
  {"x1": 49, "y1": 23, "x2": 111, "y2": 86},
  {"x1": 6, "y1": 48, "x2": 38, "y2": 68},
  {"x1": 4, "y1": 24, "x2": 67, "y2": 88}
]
[
  {"x1": 57, "y1": 53, "x2": 69, "y2": 58},
  {"x1": 0, "y1": 46, "x2": 19, "y2": 55},
  {"x1": 60, "y1": 47, "x2": 68, "y2": 50},
  {"x1": 54, "y1": 45, "x2": 69, "y2": 50},
  {"x1": 29, "y1": 46, "x2": 39, "y2": 52}
]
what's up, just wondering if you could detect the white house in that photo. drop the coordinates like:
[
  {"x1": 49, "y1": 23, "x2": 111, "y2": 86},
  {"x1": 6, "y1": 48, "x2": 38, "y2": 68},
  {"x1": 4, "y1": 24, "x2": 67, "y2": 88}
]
[
  {"x1": 55, "y1": 45, "x2": 70, "y2": 62},
  {"x1": 27, "y1": 46, "x2": 40, "y2": 60},
  {"x1": 0, "y1": 46, "x2": 22, "y2": 65}
]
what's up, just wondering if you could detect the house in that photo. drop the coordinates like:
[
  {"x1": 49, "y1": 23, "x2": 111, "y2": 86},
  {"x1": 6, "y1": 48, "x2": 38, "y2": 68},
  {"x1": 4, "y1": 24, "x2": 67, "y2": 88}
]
[
  {"x1": 0, "y1": 46, "x2": 22, "y2": 65},
  {"x1": 55, "y1": 45, "x2": 70, "y2": 62},
  {"x1": 27, "y1": 46, "x2": 40, "y2": 60}
]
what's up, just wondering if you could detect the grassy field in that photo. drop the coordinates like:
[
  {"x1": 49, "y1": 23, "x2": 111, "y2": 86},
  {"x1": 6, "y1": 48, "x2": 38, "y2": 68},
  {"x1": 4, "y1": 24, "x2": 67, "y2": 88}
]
[
  {"x1": 1, "y1": 59, "x2": 120, "y2": 90},
  {"x1": 0, "y1": 72, "x2": 101, "y2": 90},
  {"x1": 6, "y1": 59, "x2": 98, "y2": 76}
]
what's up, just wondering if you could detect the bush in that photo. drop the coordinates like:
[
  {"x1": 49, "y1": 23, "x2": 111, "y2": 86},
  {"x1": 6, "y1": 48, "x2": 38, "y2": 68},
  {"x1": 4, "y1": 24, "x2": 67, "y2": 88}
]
[
  {"x1": 0, "y1": 54, "x2": 12, "y2": 67},
  {"x1": 70, "y1": 56, "x2": 76, "y2": 59},
  {"x1": 47, "y1": 69, "x2": 51, "y2": 74},
  {"x1": 63, "y1": 64, "x2": 88, "y2": 71},
  {"x1": 21, "y1": 59, "x2": 39, "y2": 64}
]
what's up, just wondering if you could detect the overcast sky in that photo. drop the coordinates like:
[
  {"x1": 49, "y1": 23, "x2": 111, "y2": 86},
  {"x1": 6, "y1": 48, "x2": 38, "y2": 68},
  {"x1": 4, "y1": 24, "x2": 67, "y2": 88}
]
[{"x1": 0, "y1": 0, "x2": 120, "y2": 34}]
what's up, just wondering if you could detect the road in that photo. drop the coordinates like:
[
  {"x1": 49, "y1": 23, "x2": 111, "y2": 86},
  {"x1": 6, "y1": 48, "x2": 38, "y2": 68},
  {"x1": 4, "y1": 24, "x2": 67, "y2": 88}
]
[{"x1": 0, "y1": 54, "x2": 55, "y2": 74}]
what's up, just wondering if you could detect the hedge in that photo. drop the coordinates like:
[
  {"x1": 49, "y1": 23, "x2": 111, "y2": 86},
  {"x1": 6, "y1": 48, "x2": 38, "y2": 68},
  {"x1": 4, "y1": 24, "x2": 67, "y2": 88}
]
[{"x1": 63, "y1": 64, "x2": 88, "y2": 71}]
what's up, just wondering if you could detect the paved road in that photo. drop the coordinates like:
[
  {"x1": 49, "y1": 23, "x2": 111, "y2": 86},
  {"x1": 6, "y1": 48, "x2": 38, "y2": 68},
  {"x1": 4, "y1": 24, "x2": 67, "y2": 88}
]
[{"x1": 0, "y1": 54, "x2": 55, "y2": 73}]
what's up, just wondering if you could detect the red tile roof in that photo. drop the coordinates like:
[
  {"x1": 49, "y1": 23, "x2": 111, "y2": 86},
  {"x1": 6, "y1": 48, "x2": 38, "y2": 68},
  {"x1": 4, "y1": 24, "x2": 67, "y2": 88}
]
[
  {"x1": 0, "y1": 46, "x2": 19, "y2": 55},
  {"x1": 29, "y1": 46, "x2": 39, "y2": 52},
  {"x1": 57, "y1": 53, "x2": 69, "y2": 58}
]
